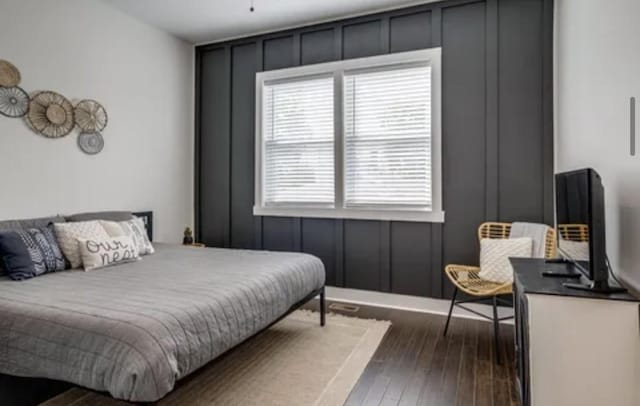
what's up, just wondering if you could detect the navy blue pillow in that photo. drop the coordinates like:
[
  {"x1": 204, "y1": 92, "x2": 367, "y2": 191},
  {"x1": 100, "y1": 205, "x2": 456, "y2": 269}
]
[
  {"x1": 0, "y1": 231, "x2": 34, "y2": 280},
  {"x1": 0, "y1": 226, "x2": 67, "y2": 281}
]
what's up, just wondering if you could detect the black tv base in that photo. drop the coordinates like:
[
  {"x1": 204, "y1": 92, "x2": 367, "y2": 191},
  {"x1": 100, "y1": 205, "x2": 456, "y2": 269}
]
[
  {"x1": 543, "y1": 270, "x2": 581, "y2": 278},
  {"x1": 544, "y1": 257, "x2": 571, "y2": 264},
  {"x1": 542, "y1": 261, "x2": 582, "y2": 278},
  {"x1": 563, "y1": 280, "x2": 627, "y2": 294}
]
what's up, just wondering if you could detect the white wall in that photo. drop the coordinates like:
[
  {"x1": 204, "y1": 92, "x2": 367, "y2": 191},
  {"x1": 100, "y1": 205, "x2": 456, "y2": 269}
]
[
  {"x1": 0, "y1": 0, "x2": 193, "y2": 242},
  {"x1": 556, "y1": 0, "x2": 640, "y2": 294}
]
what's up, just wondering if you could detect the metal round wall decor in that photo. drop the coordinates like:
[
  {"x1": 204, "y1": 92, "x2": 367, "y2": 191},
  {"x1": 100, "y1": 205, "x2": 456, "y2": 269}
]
[
  {"x1": 26, "y1": 91, "x2": 75, "y2": 138},
  {"x1": 0, "y1": 86, "x2": 29, "y2": 117},
  {"x1": 74, "y1": 99, "x2": 108, "y2": 132},
  {"x1": 78, "y1": 131, "x2": 104, "y2": 155},
  {"x1": 0, "y1": 59, "x2": 21, "y2": 87}
]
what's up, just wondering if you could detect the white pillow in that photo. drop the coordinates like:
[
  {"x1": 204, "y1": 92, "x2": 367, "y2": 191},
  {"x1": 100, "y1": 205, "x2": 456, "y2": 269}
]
[
  {"x1": 54, "y1": 221, "x2": 110, "y2": 268},
  {"x1": 78, "y1": 235, "x2": 139, "y2": 271},
  {"x1": 99, "y1": 220, "x2": 127, "y2": 237},
  {"x1": 100, "y1": 217, "x2": 154, "y2": 255},
  {"x1": 478, "y1": 237, "x2": 533, "y2": 284}
]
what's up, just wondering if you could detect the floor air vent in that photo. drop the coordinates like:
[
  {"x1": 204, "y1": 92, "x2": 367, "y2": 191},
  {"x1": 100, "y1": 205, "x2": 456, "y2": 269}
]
[{"x1": 329, "y1": 303, "x2": 360, "y2": 313}]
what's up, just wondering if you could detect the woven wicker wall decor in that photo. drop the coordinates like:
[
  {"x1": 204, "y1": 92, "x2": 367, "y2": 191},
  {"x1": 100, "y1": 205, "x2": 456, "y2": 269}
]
[
  {"x1": 0, "y1": 86, "x2": 29, "y2": 117},
  {"x1": 0, "y1": 60, "x2": 21, "y2": 87},
  {"x1": 26, "y1": 91, "x2": 75, "y2": 138},
  {"x1": 1, "y1": 58, "x2": 108, "y2": 154},
  {"x1": 74, "y1": 99, "x2": 108, "y2": 132},
  {"x1": 78, "y1": 132, "x2": 104, "y2": 155}
]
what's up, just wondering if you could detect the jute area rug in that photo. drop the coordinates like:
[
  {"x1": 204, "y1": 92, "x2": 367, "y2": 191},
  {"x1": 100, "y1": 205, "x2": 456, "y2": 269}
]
[{"x1": 42, "y1": 310, "x2": 390, "y2": 406}]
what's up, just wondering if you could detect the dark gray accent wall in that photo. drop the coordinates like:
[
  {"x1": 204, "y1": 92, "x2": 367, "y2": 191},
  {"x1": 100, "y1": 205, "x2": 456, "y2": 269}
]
[{"x1": 195, "y1": 0, "x2": 554, "y2": 299}]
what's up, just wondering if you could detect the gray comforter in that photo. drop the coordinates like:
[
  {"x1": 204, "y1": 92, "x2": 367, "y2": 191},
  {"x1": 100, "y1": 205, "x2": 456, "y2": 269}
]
[{"x1": 0, "y1": 244, "x2": 325, "y2": 402}]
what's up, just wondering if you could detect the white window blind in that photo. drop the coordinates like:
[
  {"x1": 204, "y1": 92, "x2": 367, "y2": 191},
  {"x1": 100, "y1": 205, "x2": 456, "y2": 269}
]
[
  {"x1": 344, "y1": 65, "x2": 432, "y2": 207},
  {"x1": 263, "y1": 76, "x2": 334, "y2": 205},
  {"x1": 255, "y1": 49, "x2": 443, "y2": 222}
]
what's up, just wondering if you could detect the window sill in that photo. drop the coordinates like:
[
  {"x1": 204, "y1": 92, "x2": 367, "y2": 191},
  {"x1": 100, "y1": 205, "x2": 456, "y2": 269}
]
[{"x1": 253, "y1": 206, "x2": 445, "y2": 223}]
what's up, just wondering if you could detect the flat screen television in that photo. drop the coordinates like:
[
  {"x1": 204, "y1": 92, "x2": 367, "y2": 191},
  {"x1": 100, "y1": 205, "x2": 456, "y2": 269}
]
[{"x1": 555, "y1": 168, "x2": 626, "y2": 293}]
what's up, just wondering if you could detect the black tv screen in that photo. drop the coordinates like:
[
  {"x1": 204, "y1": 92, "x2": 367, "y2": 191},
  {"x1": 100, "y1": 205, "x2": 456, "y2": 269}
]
[
  {"x1": 555, "y1": 169, "x2": 627, "y2": 293},
  {"x1": 555, "y1": 168, "x2": 606, "y2": 281}
]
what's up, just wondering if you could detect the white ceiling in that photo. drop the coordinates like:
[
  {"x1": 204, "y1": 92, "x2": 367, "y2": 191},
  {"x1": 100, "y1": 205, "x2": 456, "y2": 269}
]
[{"x1": 103, "y1": 0, "x2": 433, "y2": 44}]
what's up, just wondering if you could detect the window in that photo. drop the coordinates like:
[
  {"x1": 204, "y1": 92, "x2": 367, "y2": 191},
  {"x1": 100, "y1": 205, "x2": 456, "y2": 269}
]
[
  {"x1": 263, "y1": 76, "x2": 334, "y2": 205},
  {"x1": 254, "y1": 49, "x2": 443, "y2": 222},
  {"x1": 344, "y1": 65, "x2": 432, "y2": 208}
]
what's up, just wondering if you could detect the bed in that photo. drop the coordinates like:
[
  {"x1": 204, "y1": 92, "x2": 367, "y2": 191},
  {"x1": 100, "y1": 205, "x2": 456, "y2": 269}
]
[{"x1": 0, "y1": 224, "x2": 326, "y2": 402}]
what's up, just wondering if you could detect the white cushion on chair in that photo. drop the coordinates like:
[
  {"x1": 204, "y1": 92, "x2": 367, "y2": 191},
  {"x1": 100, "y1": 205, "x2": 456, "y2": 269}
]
[{"x1": 478, "y1": 237, "x2": 533, "y2": 284}]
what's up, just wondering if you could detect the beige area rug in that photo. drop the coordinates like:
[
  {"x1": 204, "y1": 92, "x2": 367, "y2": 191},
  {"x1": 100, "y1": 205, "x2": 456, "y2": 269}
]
[{"x1": 42, "y1": 310, "x2": 390, "y2": 406}]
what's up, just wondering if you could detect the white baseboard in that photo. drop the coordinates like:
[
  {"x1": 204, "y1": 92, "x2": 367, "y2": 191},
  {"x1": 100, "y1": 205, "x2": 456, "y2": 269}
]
[{"x1": 325, "y1": 286, "x2": 514, "y2": 324}]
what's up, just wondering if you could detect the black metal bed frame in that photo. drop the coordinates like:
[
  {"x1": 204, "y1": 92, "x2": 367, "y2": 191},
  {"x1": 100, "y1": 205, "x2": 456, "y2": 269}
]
[{"x1": 132, "y1": 211, "x2": 153, "y2": 241}]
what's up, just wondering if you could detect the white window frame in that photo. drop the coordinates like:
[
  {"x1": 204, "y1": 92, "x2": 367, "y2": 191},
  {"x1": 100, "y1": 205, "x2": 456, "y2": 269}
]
[{"x1": 254, "y1": 48, "x2": 444, "y2": 223}]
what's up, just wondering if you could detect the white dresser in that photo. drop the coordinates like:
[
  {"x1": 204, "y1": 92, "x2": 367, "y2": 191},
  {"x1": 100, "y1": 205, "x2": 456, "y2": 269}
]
[{"x1": 512, "y1": 258, "x2": 640, "y2": 406}]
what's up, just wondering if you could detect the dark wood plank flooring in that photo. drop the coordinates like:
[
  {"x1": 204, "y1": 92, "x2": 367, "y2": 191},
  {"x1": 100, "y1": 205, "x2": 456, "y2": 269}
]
[{"x1": 303, "y1": 300, "x2": 518, "y2": 406}]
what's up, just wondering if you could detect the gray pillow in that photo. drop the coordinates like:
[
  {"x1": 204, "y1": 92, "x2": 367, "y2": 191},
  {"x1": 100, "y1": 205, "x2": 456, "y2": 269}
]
[{"x1": 66, "y1": 211, "x2": 133, "y2": 222}]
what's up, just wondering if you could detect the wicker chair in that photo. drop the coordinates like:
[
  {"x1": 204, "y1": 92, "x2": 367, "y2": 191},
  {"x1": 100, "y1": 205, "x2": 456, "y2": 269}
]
[{"x1": 443, "y1": 222, "x2": 557, "y2": 363}]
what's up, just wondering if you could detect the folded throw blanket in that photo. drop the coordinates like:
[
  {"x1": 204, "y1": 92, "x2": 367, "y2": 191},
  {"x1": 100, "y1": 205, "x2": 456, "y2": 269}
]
[{"x1": 509, "y1": 222, "x2": 549, "y2": 258}]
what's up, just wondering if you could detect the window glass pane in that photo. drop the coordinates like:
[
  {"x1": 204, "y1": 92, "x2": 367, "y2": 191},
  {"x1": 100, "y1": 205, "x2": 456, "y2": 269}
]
[
  {"x1": 344, "y1": 65, "x2": 431, "y2": 207},
  {"x1": 263, "y1": 76, "x2": 334, "y2": 204}
]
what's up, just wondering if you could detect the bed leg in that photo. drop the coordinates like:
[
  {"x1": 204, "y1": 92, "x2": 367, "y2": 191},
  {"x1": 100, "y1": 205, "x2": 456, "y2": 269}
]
[{"x1": 320, "y1": 287, "x2": 326, "y2": 327}]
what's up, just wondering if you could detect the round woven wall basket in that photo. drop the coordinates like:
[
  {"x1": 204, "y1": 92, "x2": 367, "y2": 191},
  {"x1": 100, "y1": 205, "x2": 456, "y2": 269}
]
[
  {"x1": 26, "y1": 91, "x2": 75, "y2": 138},
  {"x1": 0, "y1": 86, "x2": 29, "y2": 118},
  {"x1": 75, "y1": 99, "x2": 108, "y2": 132},
  {"x1": 0, "y1": 60, "x2": 21, "y2": 87},
  {"x1": 78, "y1": 131, "x2": 104, "y2": 155}
]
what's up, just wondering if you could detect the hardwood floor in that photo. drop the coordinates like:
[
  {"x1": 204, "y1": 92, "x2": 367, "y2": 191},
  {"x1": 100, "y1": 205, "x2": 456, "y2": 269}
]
[{"x1": 303, "y1": 300, "x2": 519, "y2": 406}]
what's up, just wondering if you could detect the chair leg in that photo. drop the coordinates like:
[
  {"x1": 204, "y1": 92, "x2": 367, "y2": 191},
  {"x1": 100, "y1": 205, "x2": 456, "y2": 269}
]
[
  {"x1": 492, "y1": 295, "x2": 501, "y2": 364},
  {"x1": 443, "y1": 287, "x2": 458, "y2": 336},
  {"x1": 319, "y1": 287, "x2": 326, "y2": 327}
]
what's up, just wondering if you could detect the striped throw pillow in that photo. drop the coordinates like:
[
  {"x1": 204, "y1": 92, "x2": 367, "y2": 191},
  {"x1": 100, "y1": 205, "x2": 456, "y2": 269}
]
[{"x1": 0, "y1": 225, "x2": 67, "y2": 280}]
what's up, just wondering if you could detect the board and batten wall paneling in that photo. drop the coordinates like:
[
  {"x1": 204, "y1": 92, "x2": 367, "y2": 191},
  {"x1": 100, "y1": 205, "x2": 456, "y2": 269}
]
[
  {"x1": 391, "y1": 222, "x2": 433, "y2": 297},
  {"x1": 301, "y1": 218, "x2": 338, "y2": 286},
  {"x1": 342, "y1": 20, "x2": 383, "y2": 59},
  {"x1": 301, "y1": 29, "x2": 336, "y2": 65},
  {"x1": 441, "y1": 1, "x2": 488, "y2": 298},
  {"x1": 195, "y1": 0, "x2": 554, "y2": 299},
  {"x1": 498, "y1": 0, "x2": 547, "y2": 224},
  {"x1": 389, "y1": 11, "x2": 433, "y2": 53},
  {"x1": 198, "y1": 48, "x2": 230, "y2": 248},
  {"x1": 261, "y1": 34, "x2": 300, "y2": 252},
  {"x1": 230, "y1": 43, "x2": 258, "y2": 249},
  {"x1": 344, "y1": 220, "x2": 383, "y2": 291}
]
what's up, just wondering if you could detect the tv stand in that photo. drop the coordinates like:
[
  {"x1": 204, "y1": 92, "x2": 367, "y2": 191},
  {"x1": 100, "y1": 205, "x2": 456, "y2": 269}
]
[
  {"x1": 511, "y1": 257, "x2": 639, "y2": 406},
  {"x1": 563, "y1": 280, "x2": 627, "y2": 294}
]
